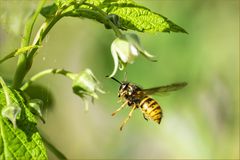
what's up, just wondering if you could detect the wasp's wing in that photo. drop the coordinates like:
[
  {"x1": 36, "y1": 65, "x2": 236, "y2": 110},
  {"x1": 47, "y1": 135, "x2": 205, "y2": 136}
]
[{"x1": 143, "y1": 82, "x2": 187, "y2": 95}]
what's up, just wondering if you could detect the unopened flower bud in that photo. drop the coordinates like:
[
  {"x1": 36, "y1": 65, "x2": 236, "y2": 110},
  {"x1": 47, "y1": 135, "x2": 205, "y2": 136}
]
[
  {"x1": 71, "y1": 68, "x2": 105, "y2": 111},
  {"x1": 2, "y1": 104, "x2": 21, "y2": 128}
]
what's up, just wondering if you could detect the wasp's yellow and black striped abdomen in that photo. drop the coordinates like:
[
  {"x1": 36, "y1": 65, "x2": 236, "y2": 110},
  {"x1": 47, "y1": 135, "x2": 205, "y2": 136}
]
[{"x1": 139, "y1": 96, "x2": 162, "y2": 124}]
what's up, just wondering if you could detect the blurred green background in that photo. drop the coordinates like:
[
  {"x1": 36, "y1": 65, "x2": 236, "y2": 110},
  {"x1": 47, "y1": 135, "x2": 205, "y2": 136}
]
[{"x1": 0, "y1": 0, "x2": 239, "y2": 159}]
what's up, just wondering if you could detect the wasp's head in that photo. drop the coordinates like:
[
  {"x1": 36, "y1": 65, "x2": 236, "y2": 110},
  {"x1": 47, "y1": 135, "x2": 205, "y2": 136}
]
[
  {"x1": 118, "y1": 82, "x2": 137, "y2": 98},
  {"x1": 119, "y1": 82, "x2": 129, "y2": 97},
  {"x1": 109, "y1": 77, "x2": 135, "y2": 98}
]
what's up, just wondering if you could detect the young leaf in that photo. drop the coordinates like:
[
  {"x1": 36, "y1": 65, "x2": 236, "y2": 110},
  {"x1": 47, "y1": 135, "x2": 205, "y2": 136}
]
[{"x1": 0, "y1": 89, "x2": 47, "y2": 159}]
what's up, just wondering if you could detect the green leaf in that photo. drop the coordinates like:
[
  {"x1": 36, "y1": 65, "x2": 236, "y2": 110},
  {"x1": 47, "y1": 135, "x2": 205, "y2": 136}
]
[
  {"x1": 41, "y1": 0, "x2": 187, "y2": 33},
  {"x1": 99, "y1": 0, "x2": 187, "y2": 33},
  {"x1": 0, "y1": 88, "x2": 47, "y2": 159}
]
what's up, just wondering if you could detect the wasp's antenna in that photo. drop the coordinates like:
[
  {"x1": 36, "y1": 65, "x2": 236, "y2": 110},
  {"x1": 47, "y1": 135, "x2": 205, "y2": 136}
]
[{"x1": 110, "y1": 77, "x2": 122, "y2": 84}]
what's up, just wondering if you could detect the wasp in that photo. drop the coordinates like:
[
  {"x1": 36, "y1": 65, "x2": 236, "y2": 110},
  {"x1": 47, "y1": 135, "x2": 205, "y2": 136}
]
[{"x1": 110, "y1": 77, "x2": 187, "y2": 130}]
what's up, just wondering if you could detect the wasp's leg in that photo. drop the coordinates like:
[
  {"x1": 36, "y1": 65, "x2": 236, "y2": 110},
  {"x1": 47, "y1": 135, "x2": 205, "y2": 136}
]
[
  {"x1": 112, "y1": 101, "x2": 128, "y2": 116},
  {"x1": 143, "y1": 114, "x2": 148, "y2": 121},
  {"x1": 117, "y1": 98, "x2": 123, "y2": 103},
  {"x1": 120, "y1": 105, "x2": 137, "y2": 131}
]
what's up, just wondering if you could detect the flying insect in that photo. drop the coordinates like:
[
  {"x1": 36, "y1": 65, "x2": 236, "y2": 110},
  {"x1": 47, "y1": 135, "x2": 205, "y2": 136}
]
[{"x1": 110, "y1": 77, "x2": 187, "y2": 131}]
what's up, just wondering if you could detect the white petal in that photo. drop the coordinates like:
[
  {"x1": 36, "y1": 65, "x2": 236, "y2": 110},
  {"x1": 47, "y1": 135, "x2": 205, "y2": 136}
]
[
  {"x1": 130, "y1": 44, "x2": 139, "y2": 56},
  {"x1": 115, "y1": 40, "x2": 129, "y2": 63},
  {"x1": 109, "y1": 41, "x2": 120, "y2": 77},
  {"x1": 141, "y1": 50, "x2": 157, "y2": 62}
]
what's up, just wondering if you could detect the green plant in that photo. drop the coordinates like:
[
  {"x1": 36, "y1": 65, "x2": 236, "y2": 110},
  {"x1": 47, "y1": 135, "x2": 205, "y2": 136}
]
[{"x1": 0, "y1": 0, "x2": 187, "y2": 159}]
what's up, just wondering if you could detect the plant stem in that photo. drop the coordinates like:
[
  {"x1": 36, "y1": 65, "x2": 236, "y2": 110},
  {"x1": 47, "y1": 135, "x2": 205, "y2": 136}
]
[
  {"x1": 12, "y1": 0, "x2": 47, "y2": 89},
  {"x1": 13, "y1": 1, "x2": 121, "y2": 89},
  {"x1": 13, "y1": 16, "x2": 62, "y2": 89},
  {"x1": 27, "y1": 16, "x2": 62, "y2": 62},
  {"x1": 20, "y1": 68, "x2": 73, "y2": 91},
  {"x1": 23, "y1": 0, "x2": 47, "y2": 47}
]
